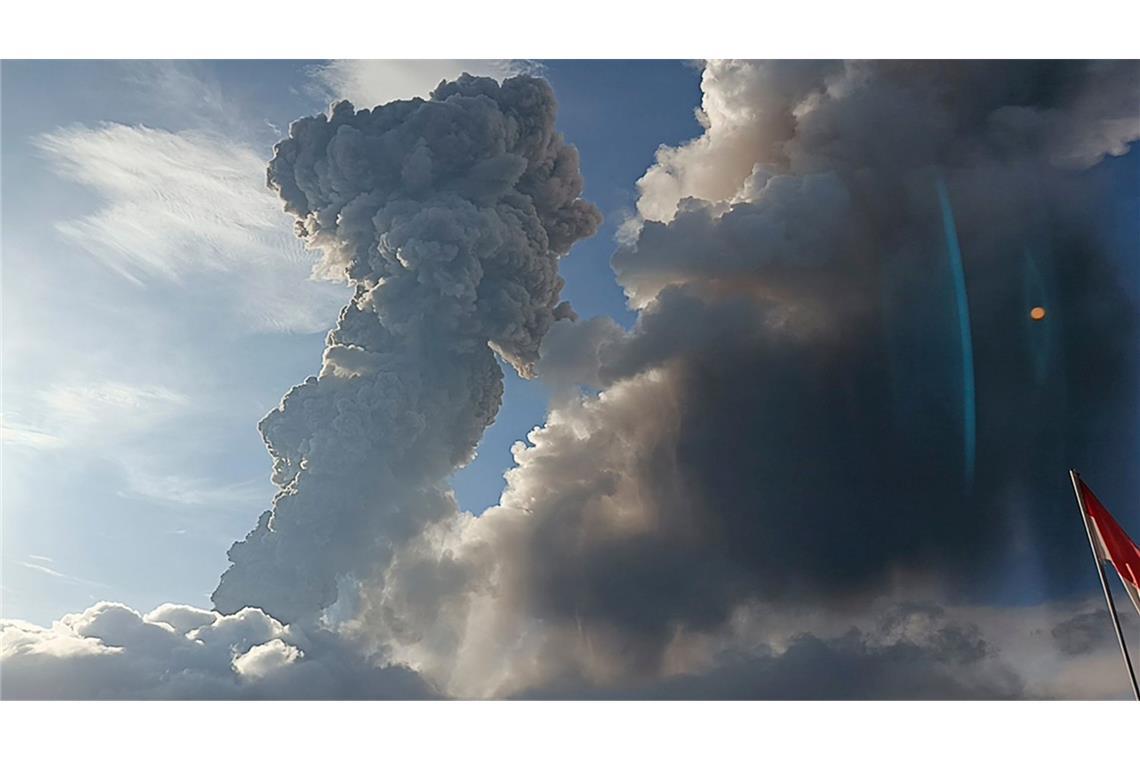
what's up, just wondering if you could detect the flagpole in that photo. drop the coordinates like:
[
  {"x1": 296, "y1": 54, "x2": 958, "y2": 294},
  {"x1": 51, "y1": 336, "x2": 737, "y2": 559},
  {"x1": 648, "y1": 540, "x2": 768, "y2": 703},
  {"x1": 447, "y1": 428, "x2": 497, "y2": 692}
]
[{"x1": 1069, "y1": 469, "x2": 1140, "y2": 701}]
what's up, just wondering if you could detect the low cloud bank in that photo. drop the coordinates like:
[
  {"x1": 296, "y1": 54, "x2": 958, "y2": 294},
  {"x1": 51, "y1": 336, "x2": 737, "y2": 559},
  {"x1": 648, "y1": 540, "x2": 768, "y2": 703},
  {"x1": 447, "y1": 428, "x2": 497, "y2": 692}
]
[{"x1": 1, "y1": 602, "x2": 433, "y2": 699}]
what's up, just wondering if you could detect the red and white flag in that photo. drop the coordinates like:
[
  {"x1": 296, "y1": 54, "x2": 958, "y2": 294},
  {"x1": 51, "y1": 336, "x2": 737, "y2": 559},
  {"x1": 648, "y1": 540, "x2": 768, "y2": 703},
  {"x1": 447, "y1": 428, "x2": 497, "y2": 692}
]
[{"x1": 1076, "y1": 475, "x2": 1140, "y2": 617}]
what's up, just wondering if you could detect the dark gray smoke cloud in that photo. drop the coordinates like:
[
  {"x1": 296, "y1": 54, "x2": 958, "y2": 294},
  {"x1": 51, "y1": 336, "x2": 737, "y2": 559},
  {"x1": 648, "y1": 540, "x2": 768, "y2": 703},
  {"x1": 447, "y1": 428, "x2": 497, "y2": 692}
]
[
  {"x1": 362, "y1": 61, "x2": 1139, "y2": 696},
  {"x1": 211, "y1": 75, "x2": 600, "y2": 623},
  {"x1": 1051, "y1": 610, "x2": 1116, "y2": 656},
  {"x1": 539, "y1": 59, "x2": 1138, "y2": 669},
  {"x1": 517, "y1": 603, "x2": 1026, "y2": 699}
]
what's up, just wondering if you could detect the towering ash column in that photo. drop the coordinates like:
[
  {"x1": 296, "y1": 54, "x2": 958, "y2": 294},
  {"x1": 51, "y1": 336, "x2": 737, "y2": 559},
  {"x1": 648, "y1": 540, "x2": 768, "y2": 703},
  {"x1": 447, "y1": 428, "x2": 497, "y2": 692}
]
[{"x1": 213, "y1": 75, "x2": 601, "y2": 623}]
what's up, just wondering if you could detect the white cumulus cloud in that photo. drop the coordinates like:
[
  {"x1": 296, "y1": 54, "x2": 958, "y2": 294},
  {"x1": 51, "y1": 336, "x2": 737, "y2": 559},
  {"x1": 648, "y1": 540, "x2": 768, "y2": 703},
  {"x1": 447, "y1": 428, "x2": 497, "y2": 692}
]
[{"x1": 0, "y1": 601, "x2": 433, "y2": 698}]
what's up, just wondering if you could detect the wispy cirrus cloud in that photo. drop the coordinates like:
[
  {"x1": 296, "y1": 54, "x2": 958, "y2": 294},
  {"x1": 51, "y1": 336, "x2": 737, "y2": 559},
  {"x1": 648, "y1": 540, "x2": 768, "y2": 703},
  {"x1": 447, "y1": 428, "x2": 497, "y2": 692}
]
[
  {"x1": 0, "y1": 418, "x2": 64, "y2": 450},
  {"x1": 3, "y1": 380, "x2": 268, "y2": 509},
  {"x1": 34, "y1": 123, "x2": 345, "y2": 334},
  {"x1": 3, "y1": 381, "x2": 184, "y2": 453},
  {"x1": 118, "y1": 472, "x2": 270, "y2": 509},
  {"x1": 38, "y1": 380, "x2": 188, "y2": 429},
  {"x1": 15, "y1": 560, "x2": 109, "y2": 590},
  {"x1": 1, "y1": 381, "x2": 189, "y2": 451}
]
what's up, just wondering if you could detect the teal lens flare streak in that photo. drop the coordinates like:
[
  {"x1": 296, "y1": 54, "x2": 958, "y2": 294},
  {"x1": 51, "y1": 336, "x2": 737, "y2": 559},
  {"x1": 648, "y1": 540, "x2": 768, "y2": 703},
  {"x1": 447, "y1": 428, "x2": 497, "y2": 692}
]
[{"x1": 936, "y1": 175, "x2": 976, "y2": 493}]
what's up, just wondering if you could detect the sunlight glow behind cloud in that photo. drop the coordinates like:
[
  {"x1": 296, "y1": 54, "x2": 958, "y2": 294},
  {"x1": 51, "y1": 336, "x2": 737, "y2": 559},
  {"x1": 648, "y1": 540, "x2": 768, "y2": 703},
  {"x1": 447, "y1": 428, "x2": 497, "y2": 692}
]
[{"x1": 311, "y1": 59, "x2": 540, "y2": 107}]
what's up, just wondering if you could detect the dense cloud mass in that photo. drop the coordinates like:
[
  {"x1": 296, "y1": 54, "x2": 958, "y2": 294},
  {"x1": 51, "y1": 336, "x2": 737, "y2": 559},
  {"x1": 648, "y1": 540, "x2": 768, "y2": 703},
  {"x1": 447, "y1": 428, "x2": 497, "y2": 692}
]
[
  {"x1": 211, "y1": 74, "x2": 601, "y2": 623},
  {"x1": 516, "y1": 602, "x2": 1027, "y2": 699},
  {"x1": 357, "y1": 61, "x2": 1140, "y2": 696},
  {"x1": 3, "y1": 63, "x2": 1138, "y2": 699}
]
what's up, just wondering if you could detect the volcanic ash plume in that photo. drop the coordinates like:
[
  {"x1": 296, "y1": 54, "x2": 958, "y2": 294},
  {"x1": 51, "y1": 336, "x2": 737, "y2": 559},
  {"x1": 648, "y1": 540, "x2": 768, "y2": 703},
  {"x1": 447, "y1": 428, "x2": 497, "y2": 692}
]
[{"x1": 211, "y1": 75, "x2": 600, "y2": 623}]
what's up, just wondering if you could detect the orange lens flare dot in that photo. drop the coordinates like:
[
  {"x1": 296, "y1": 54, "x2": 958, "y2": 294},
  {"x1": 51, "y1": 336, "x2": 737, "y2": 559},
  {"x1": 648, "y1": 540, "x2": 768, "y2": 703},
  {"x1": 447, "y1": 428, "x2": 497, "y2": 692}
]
[{"x1": 1030, "y1": 306, "x2": 1047, "y2": 321}]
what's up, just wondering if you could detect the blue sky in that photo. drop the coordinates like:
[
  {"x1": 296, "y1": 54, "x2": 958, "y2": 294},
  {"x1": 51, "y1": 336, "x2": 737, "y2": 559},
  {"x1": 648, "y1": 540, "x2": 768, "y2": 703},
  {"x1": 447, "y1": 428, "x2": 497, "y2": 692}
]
[{"x1": 0, "y1": 60, "x2": 702, "y2": 625}]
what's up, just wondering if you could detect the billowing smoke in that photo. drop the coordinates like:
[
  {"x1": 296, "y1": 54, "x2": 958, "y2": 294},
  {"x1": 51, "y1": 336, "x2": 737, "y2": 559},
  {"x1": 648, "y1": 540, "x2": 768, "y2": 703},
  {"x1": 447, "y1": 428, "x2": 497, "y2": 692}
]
[
  {"x1": 351, "y1": 61, "x2": 1139, "y2": 697},
  {"x1": 211, "y1": 75, "x2": 601, "y2": 623}
]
